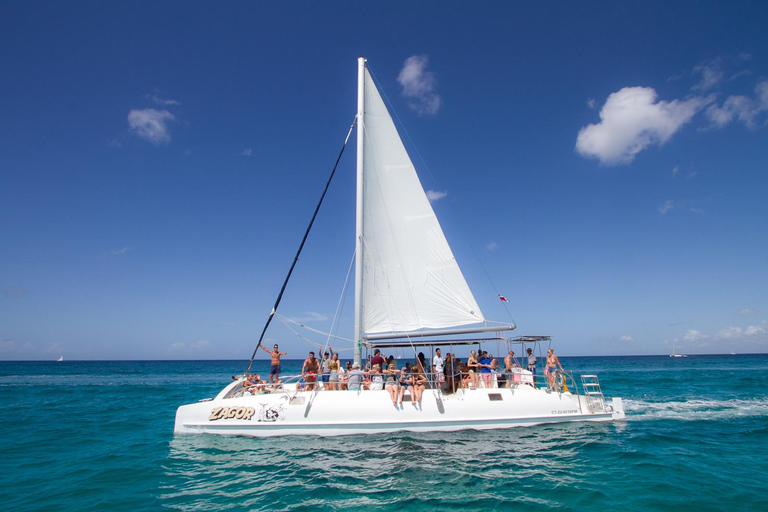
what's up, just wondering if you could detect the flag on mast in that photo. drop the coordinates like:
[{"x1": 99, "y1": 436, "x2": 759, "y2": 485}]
[{"x1": 499, "y1": 295, "x2": 509, "y2": 302}]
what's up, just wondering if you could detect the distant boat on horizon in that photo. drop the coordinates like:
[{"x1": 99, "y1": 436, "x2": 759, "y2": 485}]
[
  {"x1": 670, "y1": 341, "x2": 686, "y2": 358},
  {"x1": 56, "y1": 355, "x2": 63, "y2": 362}
]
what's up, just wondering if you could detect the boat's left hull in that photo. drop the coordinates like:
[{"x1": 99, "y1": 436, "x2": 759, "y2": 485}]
[{"x1": 174, "y1": 384, "x2": 624, "y2": 437}]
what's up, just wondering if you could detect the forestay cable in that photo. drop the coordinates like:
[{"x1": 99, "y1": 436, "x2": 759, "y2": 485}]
[{"x1": 244, "y1": 118, "x2": 357, "y2": 375}]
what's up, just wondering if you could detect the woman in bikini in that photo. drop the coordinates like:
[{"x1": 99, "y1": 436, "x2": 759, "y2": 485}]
[
  {"x1": 545, "y1": 348, "x2": 565, "y2": 391},
  {"x1": 411, "y1": 362, "x2": 427, "y2": 405},
  {"x1": 384, "y1": 363, "x2": 400, "y2": 404},
  {"x1": 328, "y1": 353, "x2": 340, "y2": 390},
  {"x1": 467, "y1": 350, "x2": 479, "y2": 389}
]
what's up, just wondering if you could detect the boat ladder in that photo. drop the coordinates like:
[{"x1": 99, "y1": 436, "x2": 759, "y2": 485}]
[{"x1": 580, "y1": 375, "x2": 607, "y2": 413}]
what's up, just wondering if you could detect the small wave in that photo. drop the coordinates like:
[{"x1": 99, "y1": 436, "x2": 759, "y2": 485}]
[{"x1": 625, "y1": 397, "x2": 768, "y2": 421}]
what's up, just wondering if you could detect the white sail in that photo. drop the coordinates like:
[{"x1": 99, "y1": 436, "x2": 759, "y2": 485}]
[{"x1": 360, "y1": 69, "x2": 484, "y2": 335}]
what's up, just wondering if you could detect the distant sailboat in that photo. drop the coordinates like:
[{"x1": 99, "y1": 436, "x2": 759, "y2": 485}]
[
  {"x1": 670, "y1": 341, "x2": 686, "y2": 358},
  {"x1": 56, "y1": 355, "x2": 64, "y2": 362}
]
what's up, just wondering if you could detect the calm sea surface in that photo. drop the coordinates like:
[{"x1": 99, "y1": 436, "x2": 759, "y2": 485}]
[{"x1": 1, "y1": 355, "x2": 767, "y2": 511}]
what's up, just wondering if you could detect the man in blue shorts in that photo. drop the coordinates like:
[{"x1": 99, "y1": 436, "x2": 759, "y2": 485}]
[{"x1": 261, "y1": 343, "x2": 287, "y2": 384}]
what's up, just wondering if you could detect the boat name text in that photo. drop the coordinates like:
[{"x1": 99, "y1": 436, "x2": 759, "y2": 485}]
[
  {"x1": 209, "y1": 406, "x2": 256, "y2": 421},
  {"x1": 551, "y1": 409, "x2": 578, "y2": 415}
]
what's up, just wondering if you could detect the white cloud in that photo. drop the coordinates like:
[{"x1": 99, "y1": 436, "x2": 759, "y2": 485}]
[
  {"x1": 619, "y1": 335, "x2": 634, "y2": 343},
  {"x1": 151, "y1": 95, "x2": 181, "y2": 106},
  {"x1": 684, "y1": 329, "x2": 706, "y2": 342},
  {"x1": 426, "y1": 189, "x2": 448, "y2": 203},
  {"x1": 705, "y1": 80, "x2": 768, "y2": 129},
  {"x1": 658, "y1": 200, "x2": 675, "y2": 215},
  {"x1": 128, "y1": 108, "x2": 175, "y2": 144},
  {"x1": 745, "y1": 325, "x2": 767, "y2": 336},
  {"x1": 716, "y1": 326, "x2": 743, "y2": 339},
  {"x1": 672, "y1": 165, "x2": 680, "y2": 175},
  {"x1": 111, "y1": 246, "x2": 131, "y2": 255},
  {"x1": 398, "y1": 55, "x2": 442, "y2": 116},
  {"x1": 575, "y1": 87, "x2": 710, "y2": 165},
  {"x1": 293, "y1": 312, "x2": 329, "y2": 323},
  {"x1": 586, "y1": 98, "x2": 596, "y2": 109},
  {"x1": 739, "y1": 308, "x2": 757, "y2": 316},
  {"x1": 242, "y1": 148, "x2": 253, "y2": 157},
  {"x1": 690, "y1": 208, "x2": 704, "y2": 214},
  {"x1": 486, "y1": 241, "x2": 498, "y2": 251},
  {"x1": 692, "y1": 58, "x2": 725, "y2": 91}
]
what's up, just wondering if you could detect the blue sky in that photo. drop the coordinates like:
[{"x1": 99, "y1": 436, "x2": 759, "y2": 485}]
[{"x1": 1, "y1": 2, "x2": 767, "y2": 360}]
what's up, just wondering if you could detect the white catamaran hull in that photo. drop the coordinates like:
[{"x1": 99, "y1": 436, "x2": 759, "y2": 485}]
[{"x1": 174, "y1": 381, "x2": 625, "y2": 437}]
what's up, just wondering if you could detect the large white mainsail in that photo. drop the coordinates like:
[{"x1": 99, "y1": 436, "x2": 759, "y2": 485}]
[{"x1": 359, "y1": 67, "x2": 485, "y2": 336}]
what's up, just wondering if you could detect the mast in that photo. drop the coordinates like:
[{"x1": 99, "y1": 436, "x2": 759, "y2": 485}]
[{"x1": 353, "y1": 56, "x2": 366, "y2": 366}]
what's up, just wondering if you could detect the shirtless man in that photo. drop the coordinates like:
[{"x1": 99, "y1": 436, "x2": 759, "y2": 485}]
[
  {"x1": 302, "y1": 351, "x2": 321, "y2": 392},
  {"x1": 260, "y1": 343, "x2": 287, "y2": 384},
  {"x1": 504, "y1": 350, "x2": 519, "y2": 388}
]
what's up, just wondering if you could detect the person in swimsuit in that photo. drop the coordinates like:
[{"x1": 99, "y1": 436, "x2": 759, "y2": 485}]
[
  {"x1": 411, "y1": 362, "x2": 427, "y2": 405},
  {"x1": 384, "y1": 363, "x2": 400, "y2": 404},
  {"x1": 467, "y1": 350, "x2": 479, "y2": 389},
  {"x1": 399, "y1": 362, "x2": 413, "y2": 403},
  {"x1": 545, "y1": 348, "x2": 565, "y2": 392},
  {"x1": 320, "y1": 348, "x2": 334, "y2": 387},
  {"x1": 504, "y1": 350, "x2": 520, "y2": 388},
  {"x1": 327, "y1": 353, "x2": 340, "y2": 390},
  {"x1": 260, "y1": 344, "x2": 287, "y2": 385},
  {"x1": 302, "y1": 351, "x2": 321, "y2": 392}
]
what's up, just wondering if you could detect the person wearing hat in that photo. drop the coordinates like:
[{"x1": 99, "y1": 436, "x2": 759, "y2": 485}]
[{"x1": 347, "y1": 362, "x2": 366, "y2": 390}]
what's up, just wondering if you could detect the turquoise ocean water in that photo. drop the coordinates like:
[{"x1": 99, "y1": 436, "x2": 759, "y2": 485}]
[{"x1": 2, "y1": 355, "x2": 767, "y2": 511}]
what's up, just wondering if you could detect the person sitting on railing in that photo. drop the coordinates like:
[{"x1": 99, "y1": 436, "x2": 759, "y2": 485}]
[
  {"x1": 338, "y1": 361, "x2": 351, "y2": 390},
  {"x1": 398, "y1": 362, "x2": 413, "y2": 403},
  {"x1": 462, "y1": 363, "x2": 475, "y2": 389},
  {"x1": 384, "y1": 363, "x2": 400, "y2": 404},
  {"x1": 467, "y1": 350, "x2": 479, "y2": 388},
  {"x1": 243, "y1": 373, "x2": 266, "y2": 394},
  {"x1": 545, "y1": 348, "x2": 565, "y2": 392},
  {"x1": 370, "y1": 364, "x2": 384, "y2": 390},
  {"x1": 411, "y1": 362, "x2": 427, "y2": 405},
  {"x1": 347, "y1": 362, "x2": 366, "y2": 390}
]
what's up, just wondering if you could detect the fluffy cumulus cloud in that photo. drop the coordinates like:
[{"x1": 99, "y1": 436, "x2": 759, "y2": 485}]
[
  {"x1": 398, "y1": 55, "x2": 442, "y2": 116},
  {"x1": 128, "y1": 108, "x2": 175, "y2": 144},
  {"x1": 575, "y1": 87, "x2": 710, "y2": 165},
  {"x1": 426, "y1": 189, "x2": 448, "y2": 203},
  {"x1": 619, "y1": 335, "x2": 634, "y2": 343}
]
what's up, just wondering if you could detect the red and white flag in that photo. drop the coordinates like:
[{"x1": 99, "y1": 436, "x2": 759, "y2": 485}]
[{"x1": 499, "y1": 295, "x2": 509, "y2": 302}]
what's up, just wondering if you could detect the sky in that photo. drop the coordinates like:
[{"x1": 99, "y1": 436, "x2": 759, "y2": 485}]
[{"x1": 1, "y1": 1, "x2": 767, "y2": 360}]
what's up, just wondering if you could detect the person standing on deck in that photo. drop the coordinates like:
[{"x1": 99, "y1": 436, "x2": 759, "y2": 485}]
[
  {"x1": 321, "y1": 347, "x2": 334, "y2": 388},
  {"x1": 526, "y1": 348, "x2": 537, "y2": 386},
  {"x1": 260, "y1": 344, "x2": 287, "y2": 385},
  {"x1": 302, "y1": 351, "x2": 321, "y2": 392},
  {"x1": 504, "y1": 350, "x2": 520, "y2": 388},
  {"x1": 432, "y1": 348, "x2": 445, "y2": 390},
  {"x1": 545, "y1": 348, "x2": 564, "y2": 392}
]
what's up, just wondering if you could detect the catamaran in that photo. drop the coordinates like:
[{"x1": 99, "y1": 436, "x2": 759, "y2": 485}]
[{"x1": 174, "y1": 57, "x2": 625, "y2": 437}]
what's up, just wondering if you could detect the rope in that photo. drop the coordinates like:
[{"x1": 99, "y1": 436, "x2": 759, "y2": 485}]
[{"x1": 244, "y1": 117, "x2": 357, "y2": 376}]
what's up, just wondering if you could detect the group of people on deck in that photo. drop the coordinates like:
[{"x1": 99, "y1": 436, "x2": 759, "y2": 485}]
[{"x1": 251, "y1": 344, "x2": 567, "y2": 399}]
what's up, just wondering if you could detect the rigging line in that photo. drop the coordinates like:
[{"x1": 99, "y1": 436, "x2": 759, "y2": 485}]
[
  {"x1": 468, "y1": 243, "x2": 517, "y2": 326},
  {"x1": 274, "y1": 313, "x2": 356, "y2": 343},
  {"x1": 244, "y1": 117, "x2": 358, "y2": 376},
  {"x1": 321, "y1": 248, "x2": 356, "y2": 355},
  {"x1": 367, "y1": 66, "x2": 440, "y2": 191}
]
